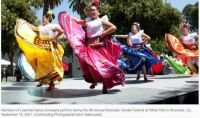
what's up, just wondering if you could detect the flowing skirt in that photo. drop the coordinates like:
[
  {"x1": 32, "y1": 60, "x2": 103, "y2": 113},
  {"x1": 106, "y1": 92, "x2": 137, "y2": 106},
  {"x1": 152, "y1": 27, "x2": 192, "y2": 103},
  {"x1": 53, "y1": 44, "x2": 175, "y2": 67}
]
[
  {"x1": 111, "y1": 36, "x2": 159, "y2": 73},
  {"x1": 165, "y1": 34, "x2": 198, "y2": 65},
  {"x1": 163, "y1": 54, "x2": 190, "y2": 74},
  {"x1": 59, "y1": 12, "x2": 125, "y2": 89},
  {"x1": 18, "y1": 53, "x2": 35, "y2": 80},
  {"x1": 15, "y1": 19, "x2": 64, "y2": 84},
  {"x1": 150, "y1": 52, "x2": 164, "y2": 74}
]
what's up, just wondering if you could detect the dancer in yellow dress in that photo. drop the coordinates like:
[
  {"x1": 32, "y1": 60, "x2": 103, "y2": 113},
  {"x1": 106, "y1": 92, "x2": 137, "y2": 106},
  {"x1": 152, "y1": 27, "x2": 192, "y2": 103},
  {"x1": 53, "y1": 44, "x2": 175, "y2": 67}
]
[{"x1": 15, "y1": 11, "x2": 64, "y2": 91}]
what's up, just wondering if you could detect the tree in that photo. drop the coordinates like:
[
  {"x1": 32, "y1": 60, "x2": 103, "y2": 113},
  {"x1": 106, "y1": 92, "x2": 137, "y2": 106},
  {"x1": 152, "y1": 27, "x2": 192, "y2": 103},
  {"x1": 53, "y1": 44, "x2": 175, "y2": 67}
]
[
  {"x1": 68, "y1": 0, "x2": 182, "y2": 38},
  {"x1": 68, "y1": 0, "x2": 91, "y2": 18},
  {"x1": 182, "y1": 2, "x2": 198, "y2": 31},
  {"x1": 1, "y1": 0, "x2": 42, "y2": 73},
  {"x1": 68, "y1": 0, "x2": 182, "y2": 52},
  {"x1": 101, "y1": 0, "x2": 182, "y2": 39},
  {"x1": 42, "y1": 0, "x2": 63, "y2": 15}
]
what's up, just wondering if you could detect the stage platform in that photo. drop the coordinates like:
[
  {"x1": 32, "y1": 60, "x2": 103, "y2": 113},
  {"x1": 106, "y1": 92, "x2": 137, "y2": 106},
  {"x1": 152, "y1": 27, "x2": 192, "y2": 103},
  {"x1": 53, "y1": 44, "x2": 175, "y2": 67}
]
[{"x1": 1, "y1": 74, "x2": 198, "y2": 104}]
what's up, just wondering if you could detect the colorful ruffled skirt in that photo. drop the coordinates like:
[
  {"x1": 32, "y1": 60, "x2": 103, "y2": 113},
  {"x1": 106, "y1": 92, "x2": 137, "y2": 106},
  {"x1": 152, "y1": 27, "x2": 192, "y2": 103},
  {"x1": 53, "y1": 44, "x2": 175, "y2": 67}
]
[
  {"x1": 162, "y1": 54, "x2": 190, "y2": 74},
  {"x1": 15, "y1": 19, "x2": 64, "y2": 84},
  {"x1": 111, "y1": 36, "x2": 159, "y2": 73},
  {"x1": 59, "y1": 12, "x2": 125, "y2": 89},
  {"x1": 165, "y1": 34, "x2": 198, "y2": 65}
]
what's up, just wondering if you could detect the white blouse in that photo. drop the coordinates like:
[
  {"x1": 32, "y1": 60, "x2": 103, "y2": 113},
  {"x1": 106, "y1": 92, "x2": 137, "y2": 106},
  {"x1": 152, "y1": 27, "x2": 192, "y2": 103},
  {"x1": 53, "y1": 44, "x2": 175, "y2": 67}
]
[
  {"x1": 128, "y1": 30, "x2": 144, "y2": 45},
  {"x1": 85, "y1": 15, "x2": 108, "y2": 38},
  {"x1": 181, "y1": 33, "x2": 197, "y2": 45},
  {"x1": 38, "y1": 24, "x2": 60, "y2": 38}
]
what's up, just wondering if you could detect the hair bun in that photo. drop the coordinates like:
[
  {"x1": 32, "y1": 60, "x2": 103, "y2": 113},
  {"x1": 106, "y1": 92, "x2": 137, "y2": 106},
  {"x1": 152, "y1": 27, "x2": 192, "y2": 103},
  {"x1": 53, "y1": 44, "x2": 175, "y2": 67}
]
[
  {"x1": 132, "y1": 22, "x2": 140, "y2": 30},
  {"x1": 47, "y1": 11, "x2": 55, "y2": 19},
  {"x1": 133, "y1": 22, "x2": 140, "y2": 26}
]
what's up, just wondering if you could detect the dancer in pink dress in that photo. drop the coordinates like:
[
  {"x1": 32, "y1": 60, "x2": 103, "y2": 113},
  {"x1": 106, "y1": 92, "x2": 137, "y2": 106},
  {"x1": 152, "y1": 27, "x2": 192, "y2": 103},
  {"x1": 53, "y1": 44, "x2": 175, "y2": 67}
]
[{"x1": 59, "y1": 0, "x2": 125, "y2": 94}]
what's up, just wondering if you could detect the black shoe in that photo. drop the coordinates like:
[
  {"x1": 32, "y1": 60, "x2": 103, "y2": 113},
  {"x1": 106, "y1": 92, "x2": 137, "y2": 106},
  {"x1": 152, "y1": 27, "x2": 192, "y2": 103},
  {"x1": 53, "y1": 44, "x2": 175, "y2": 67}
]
[
  {"x1": 89, "y1": 83, "x2": 97, "y2": 89},
  {"x1": 36, "y1": 84, "x2": 43, "y2": 87},
  {"x1": 136, "y1": 76, "x2": 140, "y2": 80}
]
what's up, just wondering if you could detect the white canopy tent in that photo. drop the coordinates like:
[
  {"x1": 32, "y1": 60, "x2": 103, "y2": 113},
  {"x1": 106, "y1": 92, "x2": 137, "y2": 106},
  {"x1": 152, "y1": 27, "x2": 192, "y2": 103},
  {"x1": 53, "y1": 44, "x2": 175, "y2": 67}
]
[{"x1": 1, "y1": 59, "x2": 16, "y2": 66}]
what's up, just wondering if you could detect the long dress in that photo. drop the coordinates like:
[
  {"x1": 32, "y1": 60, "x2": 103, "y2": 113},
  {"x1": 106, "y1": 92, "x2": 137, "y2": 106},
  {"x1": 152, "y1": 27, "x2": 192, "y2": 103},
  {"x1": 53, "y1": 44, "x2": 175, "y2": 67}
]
[
  {"x1": 15, "y1": 19, "x2": 64, "y2": 84},
  {"x1": 112, "y1": 32, "x2": 159, "y2": 73},
  {"x1": 165, "y1": 33, "x2": 198, "y2": 65},
  {"x1": 59, "y1": 12, "x2": 125, "y2": 89}
]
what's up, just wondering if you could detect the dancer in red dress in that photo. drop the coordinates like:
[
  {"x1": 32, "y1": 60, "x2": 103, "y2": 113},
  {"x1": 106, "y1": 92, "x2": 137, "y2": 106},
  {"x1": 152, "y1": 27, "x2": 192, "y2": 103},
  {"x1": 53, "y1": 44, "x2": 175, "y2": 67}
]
[{"x1": 59, "y1": 0, "x2": 125, "y2": 94}]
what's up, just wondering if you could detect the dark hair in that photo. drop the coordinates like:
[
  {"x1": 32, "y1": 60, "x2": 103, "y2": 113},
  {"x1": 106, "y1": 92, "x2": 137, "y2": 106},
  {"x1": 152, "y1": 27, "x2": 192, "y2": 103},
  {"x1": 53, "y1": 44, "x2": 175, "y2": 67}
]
[
  {"x1": 132, "y1": 22, "x2": 140, "y2": 31},
  {"x1": 44, "y1": 13, "x2": 55, "y2": 23}
]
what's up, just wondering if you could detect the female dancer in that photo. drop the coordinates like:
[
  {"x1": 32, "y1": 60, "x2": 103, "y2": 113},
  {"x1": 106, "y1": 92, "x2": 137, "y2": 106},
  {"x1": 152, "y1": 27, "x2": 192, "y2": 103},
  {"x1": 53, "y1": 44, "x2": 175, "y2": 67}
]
[
  {"x1": 16, "y1": 11, "x2": 64, "y2": 91},
  {"x1": 178, "y1": 23, "x2": 198, "y2": 74},
  {"x1": 114, "y1": 22, "x2": 158, "y2": 81},
  {"x1": 60, "y1": 1, "x2": 125, "y2": 94}
]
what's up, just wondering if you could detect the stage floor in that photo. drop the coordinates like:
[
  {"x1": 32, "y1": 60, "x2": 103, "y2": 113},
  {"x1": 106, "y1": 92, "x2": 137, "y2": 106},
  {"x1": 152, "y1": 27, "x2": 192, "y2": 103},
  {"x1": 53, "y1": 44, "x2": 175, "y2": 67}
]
[{"x1": 1, "y1": 74, "x2": 198, "y2": 104}]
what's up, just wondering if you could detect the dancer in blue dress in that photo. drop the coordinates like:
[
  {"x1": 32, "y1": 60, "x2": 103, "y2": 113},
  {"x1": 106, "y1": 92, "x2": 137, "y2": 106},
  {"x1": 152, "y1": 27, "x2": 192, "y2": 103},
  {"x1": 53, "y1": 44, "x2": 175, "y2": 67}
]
[{"x1": 114, "y1": 22, "x2": 159, "y2": 81}]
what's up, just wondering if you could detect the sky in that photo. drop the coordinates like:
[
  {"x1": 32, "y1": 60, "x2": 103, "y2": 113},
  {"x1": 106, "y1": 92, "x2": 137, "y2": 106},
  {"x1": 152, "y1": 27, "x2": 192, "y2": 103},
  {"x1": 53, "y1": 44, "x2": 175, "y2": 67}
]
[
  {"x1": 36, "y1": 0, "x2": 79, "y2": 24},
  {"x1": 36, "y1": 0, "x2": 198, "y2": 24},
  {"x1": 166, "y1": 0, "x2": 198, "y2": 11}
]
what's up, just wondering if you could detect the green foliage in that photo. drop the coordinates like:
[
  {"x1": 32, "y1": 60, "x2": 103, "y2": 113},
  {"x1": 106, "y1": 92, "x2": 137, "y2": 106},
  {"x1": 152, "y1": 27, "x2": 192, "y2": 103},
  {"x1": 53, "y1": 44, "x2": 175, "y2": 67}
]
[
  {"x1": 169, "y1": 25, "x2": 181, "y2": 38},
  {"x1": 149, "y1": 39, "x2": 166, "y2": 52},
  {"x1": 60, "y1": 38, "x2": 73, "y2": 57},
  {"x1": 42, "y1": 0, "x2": 63, "y2": 15},
  {"x1": 1, "y1": 0, "x2": 41, "y2": 66},
  {"x1": 101, "y1": 0, "x2": 182, "y2": 39},
  {"x1": 68, "y1": 0, "x2": 91, "y2": 18},
  {"x1": 68, "y1": 0, "x2": 182, "y2": 52},
  {"x1": 182, "y1": 2, "x2": 198, "y2": 31}
]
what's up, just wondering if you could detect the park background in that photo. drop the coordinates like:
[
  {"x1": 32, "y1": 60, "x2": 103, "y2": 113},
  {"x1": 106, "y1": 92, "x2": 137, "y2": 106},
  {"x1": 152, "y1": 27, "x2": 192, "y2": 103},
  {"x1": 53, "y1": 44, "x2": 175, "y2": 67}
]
[{"x1": 1, "y1": 0, "x2": 198, "y2": 77}]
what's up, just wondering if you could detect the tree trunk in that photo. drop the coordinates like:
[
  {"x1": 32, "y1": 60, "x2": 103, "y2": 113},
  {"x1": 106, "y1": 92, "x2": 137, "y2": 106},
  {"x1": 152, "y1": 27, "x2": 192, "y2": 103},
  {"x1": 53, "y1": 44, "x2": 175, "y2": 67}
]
[
  {"x1": 43, "y1": 0, "x2": 49, "y2": 16},
  {"x1": 8, "y1": 48, "x2": 14, "y2": 76}
]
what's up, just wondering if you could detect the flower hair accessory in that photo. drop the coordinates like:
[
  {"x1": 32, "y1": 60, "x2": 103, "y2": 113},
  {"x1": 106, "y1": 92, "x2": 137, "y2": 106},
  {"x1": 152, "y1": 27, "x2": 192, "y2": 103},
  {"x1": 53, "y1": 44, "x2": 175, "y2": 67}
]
[
  {"x1": 92, "y1": 0, "x2": 99, "y2": 6},
  {"x1": 182, "y1": 22, "x2": 190, "y2": 30},
  {"x1": 91, "y1": 0, "x2": 100, "y2": 10}
]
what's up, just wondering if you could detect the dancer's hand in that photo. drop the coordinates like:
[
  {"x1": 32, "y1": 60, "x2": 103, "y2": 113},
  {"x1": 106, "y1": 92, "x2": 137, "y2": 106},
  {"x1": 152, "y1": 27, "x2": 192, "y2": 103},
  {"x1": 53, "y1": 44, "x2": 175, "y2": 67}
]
[
  {"x1": 100, "y1": 32, "x2": 106, "y2": 39},
  {"x1": 51, "y1": 38, "x2": 57, "y2": 48},
  {"x1": 190, "y1": 45, "x2": 198, "y2": 50},
  {"x1": 141, "y1": 41, "x2": 146, "y2": 45},
  {"x1": 51, "y1": 38, "x2": 56, "y2": 43}
]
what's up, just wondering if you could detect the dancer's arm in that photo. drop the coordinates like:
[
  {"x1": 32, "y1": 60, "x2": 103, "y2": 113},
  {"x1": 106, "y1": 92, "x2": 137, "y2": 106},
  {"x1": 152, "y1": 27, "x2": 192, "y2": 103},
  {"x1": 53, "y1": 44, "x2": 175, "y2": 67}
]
[
  {"x1": 192, "y1": 33, "x2": 199, "y2": 48},
  {"x1": 142, "y1": 33, "x2": 151, "y2": 44},
  {"x1": 193, "y1": 33, "x2": 199, "y2": 39},
  {"x1": 70, "y1": 16, "x2": 86, "y2": 26},
  {"x1": 193, "y1": 34, "x2": 199, "y2": 45},
  {"x1": 51, "y1": 26, "x2": 64, "y2": 43},
  {"x1": 113, "y1": 35, "x2": 128, "y2": 39},
  {"x1": 127, "y1": 38, "x2": 132, "y2": 47},
  {"x1": 178, "y1": 37, "x2": 184, "y2": 44},
  {"x1": 100, "y1": 20, "x2": 117, "y2": 38}
]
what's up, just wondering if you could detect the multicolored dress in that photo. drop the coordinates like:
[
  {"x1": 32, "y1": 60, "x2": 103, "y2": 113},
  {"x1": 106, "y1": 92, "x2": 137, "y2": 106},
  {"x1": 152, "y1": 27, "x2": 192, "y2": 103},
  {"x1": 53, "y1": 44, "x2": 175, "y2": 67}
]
[{"x1": 59, "y1": 12, "x2": 125, "y2": 89}]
